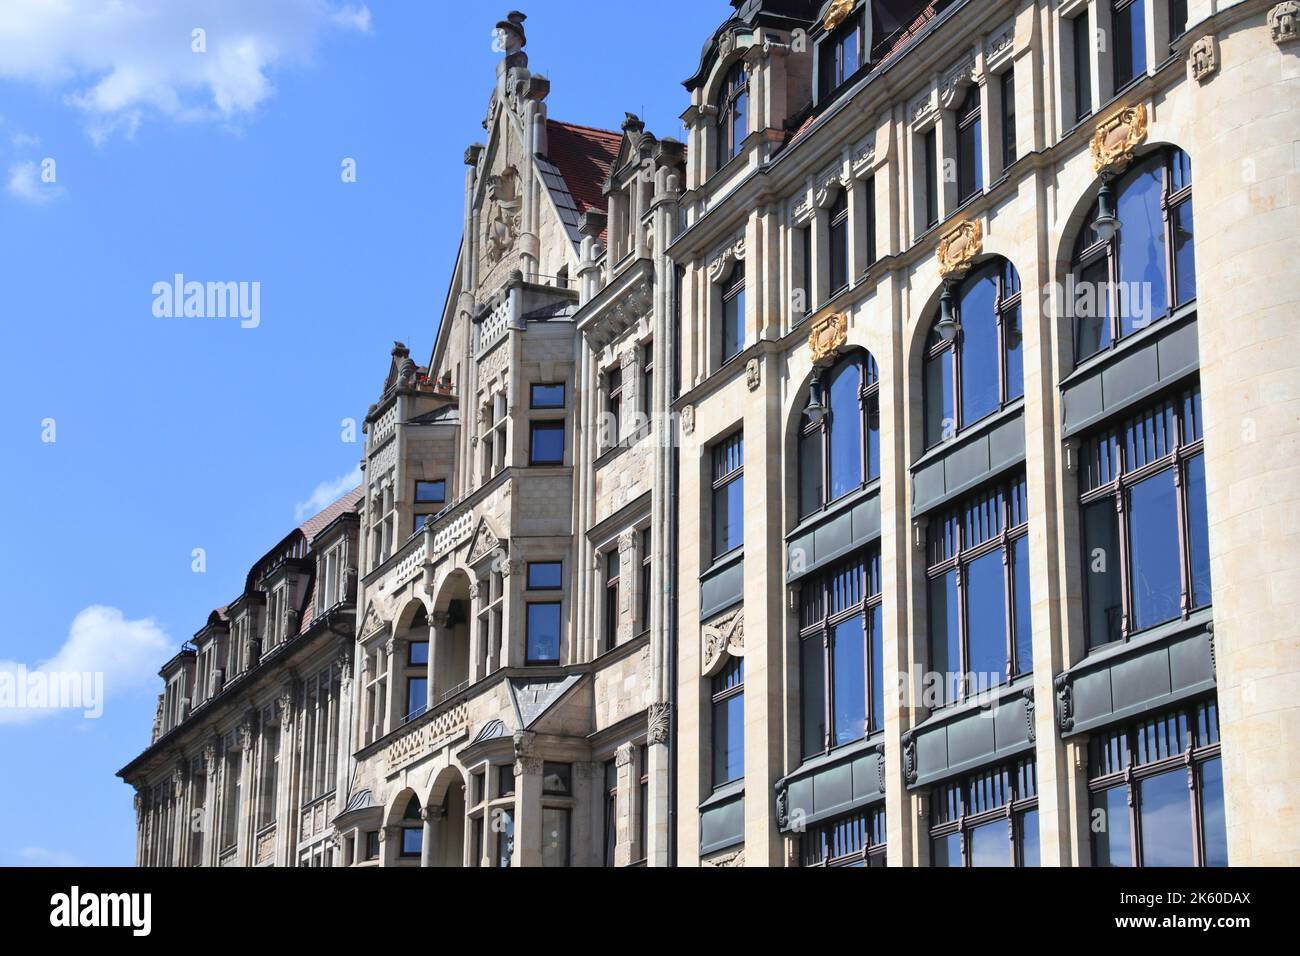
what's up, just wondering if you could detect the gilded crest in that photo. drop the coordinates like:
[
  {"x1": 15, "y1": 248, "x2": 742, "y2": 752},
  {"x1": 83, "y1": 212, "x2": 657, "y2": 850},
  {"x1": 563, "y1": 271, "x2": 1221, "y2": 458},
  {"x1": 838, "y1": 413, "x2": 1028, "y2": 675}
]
[
  {"x1": 808, "y1": 312, "x2": 848, "y2": 365},
  {"x1": 823, "y1": 0, "x2": 855, "y2": 32},
  {"x1": 936, "y1": 219, "x2": 983, "y2": 280},
  {"x1": 1090, "y1": 103, "x2": 1148, "y2": 175}
]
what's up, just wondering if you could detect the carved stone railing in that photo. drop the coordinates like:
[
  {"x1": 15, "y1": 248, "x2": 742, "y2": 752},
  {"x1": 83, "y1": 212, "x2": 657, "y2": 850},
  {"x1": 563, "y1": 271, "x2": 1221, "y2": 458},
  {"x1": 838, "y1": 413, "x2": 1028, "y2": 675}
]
[
  {"x1": 255, "y1": 826, "x2": 276, "y2": 865},
  {"x1": 299, "y1": 792, "x2": 336, "y2": 844},
  {"x1": 385, "y1": 700, "x2": 469, "y2": 776}
]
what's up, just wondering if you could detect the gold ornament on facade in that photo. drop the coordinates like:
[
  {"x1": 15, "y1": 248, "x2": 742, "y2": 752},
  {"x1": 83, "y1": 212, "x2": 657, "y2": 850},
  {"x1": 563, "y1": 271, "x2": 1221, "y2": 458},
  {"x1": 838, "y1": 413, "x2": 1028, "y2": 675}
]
[
  {"x1": 936, "y1": 219, "x2": 983, "y2": 280},
  {"x1": 823, "y1": 0, "x2": 855, "y2": 32},
  {"x1": 1090, "y1": 102, "x2": 1148, "y2": 175},
  {"x1": 808, "y1": 311, "x2": 849, "y2": 365}
]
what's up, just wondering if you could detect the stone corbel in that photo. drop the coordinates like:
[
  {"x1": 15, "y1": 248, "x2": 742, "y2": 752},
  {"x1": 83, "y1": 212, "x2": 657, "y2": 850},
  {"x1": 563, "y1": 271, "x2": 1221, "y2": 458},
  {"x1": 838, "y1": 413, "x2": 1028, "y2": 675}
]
[
  {"x1": 707, "y1": 237, "x2": 746, "y2": 283},
  {"x1": 701, "y1": 607, "x2": 745, "y2": 677},
  {"x1": 647, "y1": 702, "x2": 671, "y2": 746}
]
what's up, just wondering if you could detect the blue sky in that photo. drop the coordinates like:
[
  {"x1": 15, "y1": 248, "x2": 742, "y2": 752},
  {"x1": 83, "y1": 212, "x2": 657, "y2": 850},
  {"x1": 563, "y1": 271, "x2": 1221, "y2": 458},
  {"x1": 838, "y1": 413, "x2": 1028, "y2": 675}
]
[{"x1": 0, "y1": 0, "x2": 724, "y2": 866}]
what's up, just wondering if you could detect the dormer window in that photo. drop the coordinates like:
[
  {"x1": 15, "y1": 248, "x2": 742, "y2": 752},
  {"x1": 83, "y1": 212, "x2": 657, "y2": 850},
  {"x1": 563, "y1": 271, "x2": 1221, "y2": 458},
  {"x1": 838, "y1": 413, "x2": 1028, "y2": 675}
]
[
  {"x1": 715, "y1": 61, "x2": 748, "y2": 171},
  {"x1": 819, "y1": 7, "x2": 863, "y2": 101}
]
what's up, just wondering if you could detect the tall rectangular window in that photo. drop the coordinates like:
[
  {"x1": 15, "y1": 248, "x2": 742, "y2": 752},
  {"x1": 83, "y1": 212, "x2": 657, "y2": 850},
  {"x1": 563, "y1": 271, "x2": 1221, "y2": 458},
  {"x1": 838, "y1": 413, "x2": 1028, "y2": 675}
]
[
  {"x1": 541, "y1": 807, "x2": 570, "y2": 868},
  {"x1": 1073, "y1": 11, "x2": 1093, "y2": 123},
  {"x1": 721, "y1": 262, "x2": 746, "y2": 364},
  {"x1": 711, "y1": 656, "x2": 745, "y2": 789},
  {"x1": 923, "y1": 128, "x2": 939, "y2": 228},
  {"x1": 926, "y1": 475, "x2": 1032, "y2": 707},
  {"x1": 711, "y1": 432, "x2": 744, "y2": 559},
  {"x1": 1113, "y1": 0, "x2": 1148, "y2": 90},
  {"x1": 525, "y1": 602, "x2": 562, "y2": 665},
  {"x1": 1000, "y1": 68, "x2": 1017, "y2": 169},
  {"x1": 639, "y1": 529, "x2": 652, "y2": 634},
  {"x1": 956, "y1": 85, "x2": 983, "y2": 203},
  {"x1": 1169, "y1": 0, "x2": 1188, "y2": 40},
  {"x1": 863, "y1": 176, "x2": 877, "y2": 268},
  {"x1": 529, "y1": 420, "x2": 564, "y2": 465},
  {"x1": 799, "y1": 547, "x2": 885, "y2": 760},
  {"x1": 604, "y1": 549, "x2": 620, "y2": 652},
  {"x1": 1079, "y1": 386, "x2": 1209, "y2": 647},
  {"x1": 818, "y1": 11, "x2": 862, "y2": 100},
  {"x1": 641, "y1": 341, "x2": 654, "y2": 417},
  {"x1": 829, "y1": 190, "x2": 849, "y2": 295},
  {"x1": 603, "y1": 760, "x2": 617, "y2": 866},
  {"x1": 606, "y1": 367, "x2": 623, "y2": 443}
]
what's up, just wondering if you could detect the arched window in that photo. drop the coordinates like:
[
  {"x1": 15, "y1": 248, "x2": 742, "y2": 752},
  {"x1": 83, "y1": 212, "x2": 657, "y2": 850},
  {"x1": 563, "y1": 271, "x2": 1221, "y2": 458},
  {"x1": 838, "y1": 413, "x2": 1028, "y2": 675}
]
[
  {"x1": 715, "y1": 62, "x2": 748, "y2": 170},
  {"x1": 1072, "y1": 146, "x2": 1195, "y2": 364},
  {"x1": 798, "y1": 351, "x2": 880, "y2": 520},
  {"x1": 923, "y1": 258, "x2": 1024, "y2": 448}
]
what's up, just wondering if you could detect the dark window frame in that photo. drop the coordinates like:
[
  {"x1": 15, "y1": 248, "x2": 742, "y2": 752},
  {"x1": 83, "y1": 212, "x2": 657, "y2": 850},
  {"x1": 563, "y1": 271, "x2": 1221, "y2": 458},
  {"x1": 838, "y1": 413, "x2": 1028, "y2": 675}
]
[
  {"x1": 798, "y1": 547, "x2": 885, "y2": 759},
  {"x1": 798, "y1": 350, "x2": 880, "y2": 519},
  {"x1": 711, "y1": 655, "x2": 745, "y2": 790},
  {"x1": 801, "y1": 805, "x2": 887, "y2": 867},
  {"x1": 530, "y1": 383, "x2": 566, "y2": 409},
  {"x1": 1088, "y1": 698, "x2": 1224, "y2": 867},
  {"x1": 639, "y1": 528, "x2": 652, "y2": 635},
  {"x1": 526, "y1": 560, "x2": 564, "y2": 591},
  {"x1": 1072, "y1": 10, "x2": 1093, "y2": 124},
  {"x1": 925, "y1": 474, "x2": 1033, "y2": 708},
  {"x1": 414, "y1": 479, "x2": 446, "y2": 504},
  {"x1": 604, "y1": 549, "x2": 620, "y2": 653},
  {"x1": 720, "y1": 260, "x2": 746, "y2": 365},
  {"x1": 924, "y1": 257, "x2": 1024, "y2": 448},
  {"x1": 829, "y1": 189, "x2": 850, "y2": 297},
  {"x1": 606, "y1": 366, "x2": 624, "y2": 442},
  {"x1": 1072, "y1": 147, "x2": 1194, "y2": 365},
  {"x1": 999, "y1": 68, "x2": 1017, "y2": 170},
  {"x1": 955, "y1": 84, "x2": 984, "y2": 203},
  {"x1": 818, "y1": 8, "x2": 864, "y2": 101},
  {"x1": 1112, "y1": 0, "x2": 1148, "y2": 93},
  {"x1": 929, "y1": 758, "x2": 1040, "y2": 867},
  {"x1": 529, "y1": 419, "x2": 565, "y2": 466},
  {"x1": 923, "y1": 128, "x2": 939, "y2": 229},
  {"x1": 525, "y1": 601, "x2": 563, "y2": 666},
  {"x1": 710, "y1": 431, "x2": 745, "y2": 561},
  {"x1": 1078, "y1": 384, "x2": 1209, "y2": 648},
  {"x1": 715, "y1": 61, "x2": 749, "y2": 172}
]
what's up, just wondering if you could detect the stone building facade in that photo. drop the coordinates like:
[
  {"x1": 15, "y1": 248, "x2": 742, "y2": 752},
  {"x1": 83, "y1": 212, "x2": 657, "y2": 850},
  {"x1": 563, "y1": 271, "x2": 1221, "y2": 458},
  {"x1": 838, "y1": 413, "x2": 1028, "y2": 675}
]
[{"x1": 123, "y1": 0, "x2": 1300, "y2": 867}]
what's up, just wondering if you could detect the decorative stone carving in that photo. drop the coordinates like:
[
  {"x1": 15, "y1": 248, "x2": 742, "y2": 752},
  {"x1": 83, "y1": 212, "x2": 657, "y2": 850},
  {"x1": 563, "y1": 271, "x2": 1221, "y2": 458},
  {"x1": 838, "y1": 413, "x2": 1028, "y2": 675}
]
[
  {"x1": 902, "y1": 732, "x2": 918, "y2": 786},
  {"x1": 1024, "y1": 688, "x2": 1036, "y2": 743},
  {"x1": 745, "y1": 357, "x2": 761, "y2": 391},
  {"x1": 876, "y1": 744, "x2": 887, "y2": 791},
  {"x1": 483, "y1": 165, "x2": 522, "y2": 266},
  {"x1": 1188, "y1": 35, "x2": 1218, "y2": 82},
  {"x1": 360, "y1": 602, "x2": 385, "y2": 639},
  {"x1": 986, "y1": 27, "x2": 1014, "y2": 65},
  {"x1": 1090, "y1": 103, "x2": 1149, "y2": 175},
  {"x1": 1055, "y1": 673, "x2": 1074, "y2": 732},
  {"x1": 276, "y1": 687, "x2": 296, "y2": 724},
  {"x1": 1270, "y1": 2, "x2": 1300, "y2": 44},
  {"x1": 823, "y1": 0, "x2": 855, "y2": 31},
  {"x1": 936, "y1": 219, "x2": 983, "y2": 280},
  {"x1": 701, "y1": 607, "x2": 745, "y2": 677},
  {"x1": 808, "y1": 311, "x2": 848, "y2": 365},
  {"x1": 680, "y1": 404, "x2": 695, "y2": 437},
  {"x1": 172, "y1": 762, "x2": 187, "y2": 798},
  {"x1": 237, "y1": 716, "x2": 256, "y2": 753},
  {"x1": 615, "y1": 742, "x2": 636, "y2": 768},
  {"x1": 775, "y1": 785, "x2": 789, "y2": 829},
  {"x1": 647, "y1": 702, "x2": 671, "y2": 746},
  {"x1": 707, "y1": 237, "x2": 746, "y2": 283},
  {"x1": 704, "y1": 848, "x2": 745, "y2": 867},
  {"x1": 939, "y1": 59, "x2": 977, "y2": 109},
  {"x1": 618, "y1": 529, "x2": 637, "y2": 554},
  {"x1": 468, "y1": 519, "x2": 502, "y2": 565},
  {"x1": 202, "y1": 743, "x2": 218, "y2": 774},
  {"x1": 815, "y1": 165, "x2": 850, "y2": 207}
]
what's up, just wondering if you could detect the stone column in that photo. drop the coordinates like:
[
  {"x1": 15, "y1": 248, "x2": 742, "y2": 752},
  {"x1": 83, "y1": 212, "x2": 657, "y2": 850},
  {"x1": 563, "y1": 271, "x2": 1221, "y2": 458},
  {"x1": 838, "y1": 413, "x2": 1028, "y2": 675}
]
[
  {"x1": 236, "y1": 717, "x2": 256, "y2": 867},
  {"x1": 613, "y1": 742, "x2": 636, "y2": 867},
  {"x1": 512, "y1": 733, "x2": 543, "y2": 867},
  {"x1": 419, "y1": 805, "x2": 442, "y2": 867},
  {"x1": 645, "y1": 704, "x2": 671, "y2": 867},
  {"x1": 275, "y1": 688, "x2": 297, "y2": 868}
]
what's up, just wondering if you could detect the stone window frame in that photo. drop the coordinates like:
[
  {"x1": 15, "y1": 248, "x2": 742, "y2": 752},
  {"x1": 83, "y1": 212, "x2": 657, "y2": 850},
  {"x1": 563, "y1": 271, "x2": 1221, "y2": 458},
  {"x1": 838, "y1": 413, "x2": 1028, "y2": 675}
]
[{"x1": 714, "y1": 59, "x2": 749, "y2": 174}]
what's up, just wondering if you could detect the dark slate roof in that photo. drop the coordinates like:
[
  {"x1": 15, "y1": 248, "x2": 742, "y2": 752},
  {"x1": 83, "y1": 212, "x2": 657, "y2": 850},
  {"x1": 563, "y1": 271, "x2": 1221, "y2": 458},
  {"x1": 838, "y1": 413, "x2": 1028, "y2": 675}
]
[{"x1": 542, "y1": 119, "x2": 621, "y2": 246}]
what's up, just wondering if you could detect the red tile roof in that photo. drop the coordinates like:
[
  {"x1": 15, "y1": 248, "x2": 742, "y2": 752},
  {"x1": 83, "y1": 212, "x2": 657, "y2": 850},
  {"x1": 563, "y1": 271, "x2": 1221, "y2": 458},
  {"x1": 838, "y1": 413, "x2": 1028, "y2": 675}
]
[
  {"x1": 298, "y1": 485, "x2": 363, "y2": 543},
  {"x1": 545, "y1": 119, "x2": 621, "y2": 235}
]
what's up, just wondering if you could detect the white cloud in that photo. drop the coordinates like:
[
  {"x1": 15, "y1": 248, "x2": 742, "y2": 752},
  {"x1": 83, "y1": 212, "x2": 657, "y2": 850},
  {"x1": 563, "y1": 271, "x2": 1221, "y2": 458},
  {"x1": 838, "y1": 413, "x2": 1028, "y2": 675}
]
[
  {"x1": 6, "y1": 159, "x2": 63, "y2": 203},
  {"x1": 16, "y1": 847, "x2": 84, "y2": 867},
  {"x1": 0, "y1": 1, "x2": 373, "y2": 142},
  {"x1": 10, "y1": 131, "x2": 39, "y2": 147},
  {"x1": 0, "y1": 606, "x2": 171, "y2": 725},
  {"x1": 295, "y1": 465, "x2": 362, "y2": 521}
]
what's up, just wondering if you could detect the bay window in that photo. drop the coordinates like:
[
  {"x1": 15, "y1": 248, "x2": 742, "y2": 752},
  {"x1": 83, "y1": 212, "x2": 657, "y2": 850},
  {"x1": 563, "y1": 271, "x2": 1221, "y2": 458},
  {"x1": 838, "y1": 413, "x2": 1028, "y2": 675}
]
[
  {"x1": 926, "y1": 474, "x2": 1032, "y2": 708},
  {"x1": 1090, "y1": 698, "x2": 1226, "y2": 866},
  {"x1": 799, "y1": 547, "x2": 884, "y2": 759},
  {"x1": 930, "y1": 758, "x2": 1040, "y2": 867},
  {"x1": 1079, "y1": 385, "x2": 1210, "y2": 647}
]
